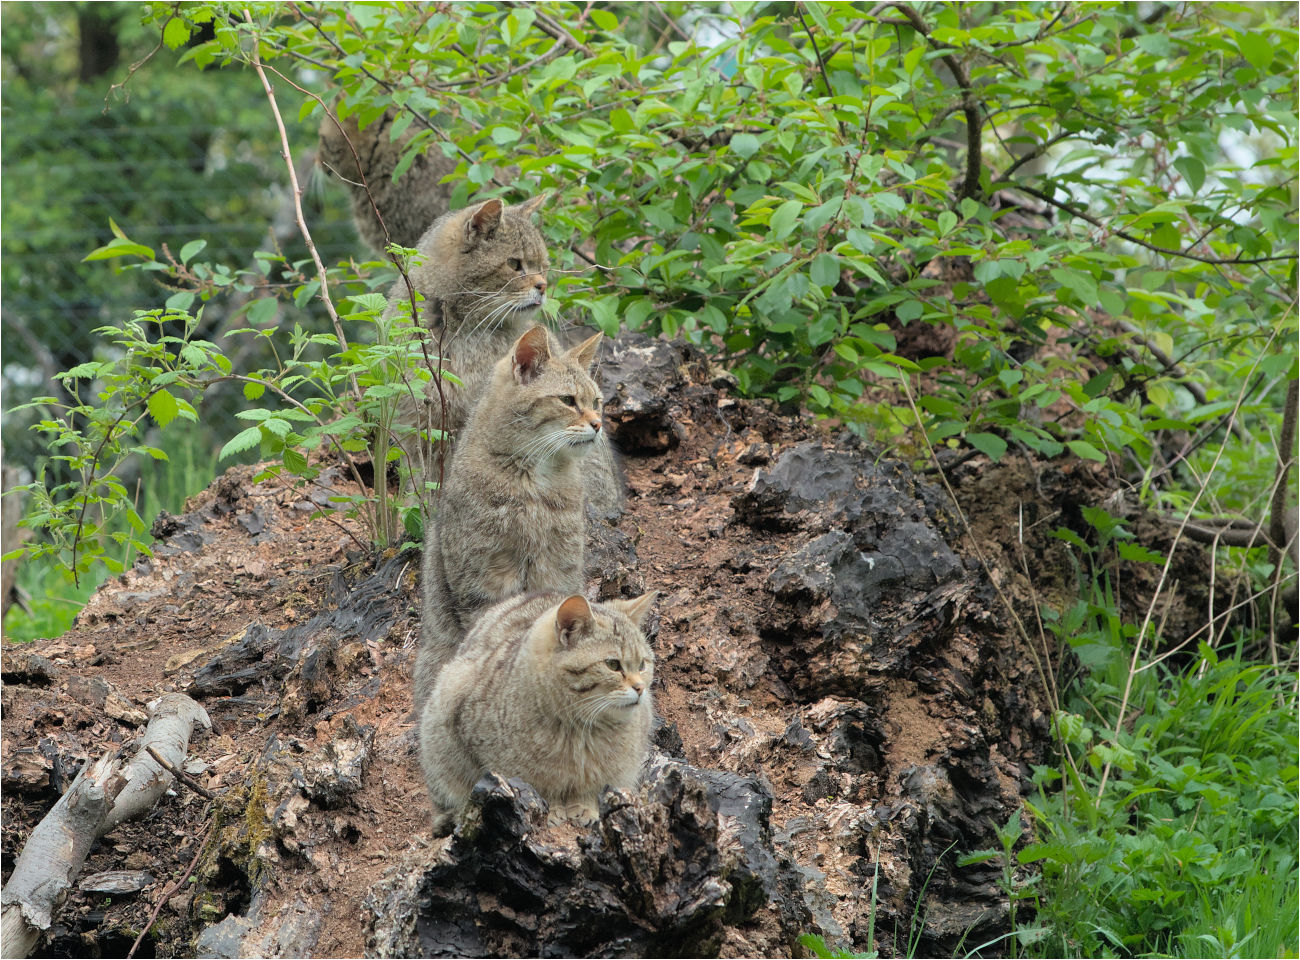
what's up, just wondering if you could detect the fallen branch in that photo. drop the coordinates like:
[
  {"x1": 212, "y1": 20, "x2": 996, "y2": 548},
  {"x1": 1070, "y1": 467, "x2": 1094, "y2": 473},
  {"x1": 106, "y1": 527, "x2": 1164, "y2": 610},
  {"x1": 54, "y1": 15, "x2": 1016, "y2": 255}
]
[{"x1": 0, "y1": 693, "x2": 212, "y2": 959}]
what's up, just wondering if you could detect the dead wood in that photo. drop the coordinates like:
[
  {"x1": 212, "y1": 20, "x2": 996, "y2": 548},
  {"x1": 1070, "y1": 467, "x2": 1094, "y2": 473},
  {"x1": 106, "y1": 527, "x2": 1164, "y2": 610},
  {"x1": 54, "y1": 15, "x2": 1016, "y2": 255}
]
[{"x1": 0, "y1": 693, "x2": 211, "y2": 959}]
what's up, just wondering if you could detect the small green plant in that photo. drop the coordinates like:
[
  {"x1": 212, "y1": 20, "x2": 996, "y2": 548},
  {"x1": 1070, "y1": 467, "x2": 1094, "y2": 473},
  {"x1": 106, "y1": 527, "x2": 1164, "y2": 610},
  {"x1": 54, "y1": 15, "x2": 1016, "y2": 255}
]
[
  {"x1": 1020, "y1": 509, "x2": 1299, "y2": 958},
  {"x1": 5, "y1": 231, "x2": 448, "y2": 585},
  {"x1": 957, "y1": 811, "x2": 1047, "y2": 958}
]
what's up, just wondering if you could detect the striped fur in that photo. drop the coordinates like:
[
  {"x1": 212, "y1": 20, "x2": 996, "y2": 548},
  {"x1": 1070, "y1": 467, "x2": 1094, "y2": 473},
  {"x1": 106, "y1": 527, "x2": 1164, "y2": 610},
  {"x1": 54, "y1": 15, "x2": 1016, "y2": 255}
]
[
  {"x1": 413, "y1": 325, "x2": 608, "y2": 712},
  {"x1": 420, "y1": 591, "x2": 656, "y2": 833}
]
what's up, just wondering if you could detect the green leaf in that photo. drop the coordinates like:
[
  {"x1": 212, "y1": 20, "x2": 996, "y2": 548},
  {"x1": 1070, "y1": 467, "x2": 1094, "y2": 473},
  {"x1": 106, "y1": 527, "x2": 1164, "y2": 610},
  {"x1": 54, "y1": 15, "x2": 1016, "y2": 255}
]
[
  {"x1": 83, "y1": 237, "x2": 155, "y2": 262},
  {"x1": 1173, "y1": 155, "x2": 1206, "y2": 194},
  {"x1": 1067, "y1": 439, "x2": 1107, "y2": 462},
  {"x1": 146, "y1": 389, "x2": 179, "y2": 428},
  {"x1": 589, "y1": 7, "x2": 618, "y2": 30},
  {"x1": 162, "y1": 17, "x2": 190, "y2": 50},
  {"x1": 283, "y1": 447, "x2": 310, "y2": 475},
  {"x1": 246, "y1": 298, "x2": 279, "y2": 326},
  {"x1": 967, "y1": 432, "x2": 1007, "y2": 461},
  {"x1": 179, "y1": 239, "x2": 207, "y2": 264},
  {"x1": 165, "y1": 290, "x2": 195, "y2": 312},
  {"x1": 1051, "y1": 267, "x2": 1098, "y2": 303},
  {"x1": 219, "y1": 426, "x2": 263, "y2": 460},
  {"x1": 895, "y1": 300, "x2": 924, "y2": 323},
  {"x1": 730, "y1": 132, "x2": 760, "y2": 159},
  {"x1": 768, "y1": 200, "x2": 802, "y2": 241},
  {"x1": 1117, "y1": 541, "x2": 1166, "y2": 564},
  {"x1": 1235, "y1": 30, "x2": 1274, "y2": 70},
  {"x1": 810, "y1": 253, "x2": 840, "y2": 288}
]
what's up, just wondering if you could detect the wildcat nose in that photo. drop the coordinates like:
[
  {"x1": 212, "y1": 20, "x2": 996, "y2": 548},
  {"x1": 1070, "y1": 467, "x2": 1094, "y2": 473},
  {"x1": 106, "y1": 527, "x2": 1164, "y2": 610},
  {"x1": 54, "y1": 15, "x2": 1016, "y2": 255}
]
[
  {"x1": 590, "y1": 418, "x2": 602, "y2": 434},
  {"x1": 533, "y1": 276, "x2": 547, "y2": 294}
]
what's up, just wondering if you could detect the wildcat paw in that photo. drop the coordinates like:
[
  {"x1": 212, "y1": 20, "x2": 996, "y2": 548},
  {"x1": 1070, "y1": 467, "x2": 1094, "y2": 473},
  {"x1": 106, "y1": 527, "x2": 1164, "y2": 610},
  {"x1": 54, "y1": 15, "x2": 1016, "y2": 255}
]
[{"x1": 430, "y1": 809, "x2": 455, "y2": 837}]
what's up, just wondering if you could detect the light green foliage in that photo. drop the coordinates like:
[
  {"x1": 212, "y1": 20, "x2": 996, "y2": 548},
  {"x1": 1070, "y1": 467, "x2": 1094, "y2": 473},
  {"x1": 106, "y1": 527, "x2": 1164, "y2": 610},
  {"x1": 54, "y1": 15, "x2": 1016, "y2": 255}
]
[
  {"x1": 8, "y1": 231, "x2": 434, "y2": 573},
  {"x1": 16, "y1": 0, "x2": 1295, "y2": 580},
  {"x1": 168, "y1": 1, "x2": 1296, "y2": 468},
  {"x1": 8, "y1": 310, "x2": 225, "y2": 583},
  {"x1": 1023, "y1": 512, "x2": 1299, "y2": 958}
]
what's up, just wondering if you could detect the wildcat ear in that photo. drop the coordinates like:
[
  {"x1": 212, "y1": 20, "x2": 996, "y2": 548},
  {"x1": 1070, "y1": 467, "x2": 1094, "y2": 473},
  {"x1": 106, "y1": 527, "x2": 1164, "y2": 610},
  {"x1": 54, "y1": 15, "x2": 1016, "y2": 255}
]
[
  {"x1": 516, "y1": 193, "x2": 547, "y2": 218},
  {"x1": 612, "y1": 591, "x2": 657, "y2": 629},
  {"x1": 568, "y1": 331, "x2": 603, "y2": 370},
  {"x1": 555, "y1": 595, "x2": 594, "y2": 647},
  {"x1": 512, "y1": 324, "x2": 552, "y2": 384},
  {"x1": 465, "y1": 198, "x2": 504, "y2": 246}
]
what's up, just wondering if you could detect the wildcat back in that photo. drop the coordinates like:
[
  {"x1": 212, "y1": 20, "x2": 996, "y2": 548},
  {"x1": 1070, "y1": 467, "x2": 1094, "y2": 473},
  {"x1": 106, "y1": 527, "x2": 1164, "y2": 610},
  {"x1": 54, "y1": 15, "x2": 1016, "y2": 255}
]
[{"x1": 317, "y1": 106, "x2": 458, "y2": 252}]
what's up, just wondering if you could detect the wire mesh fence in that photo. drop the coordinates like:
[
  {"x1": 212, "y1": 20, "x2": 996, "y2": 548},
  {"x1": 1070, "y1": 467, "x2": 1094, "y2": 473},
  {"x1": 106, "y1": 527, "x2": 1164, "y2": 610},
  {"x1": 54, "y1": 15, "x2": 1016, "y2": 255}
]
[{"x1": 1, "y1": 93, "x2": 364, "y2": 470}]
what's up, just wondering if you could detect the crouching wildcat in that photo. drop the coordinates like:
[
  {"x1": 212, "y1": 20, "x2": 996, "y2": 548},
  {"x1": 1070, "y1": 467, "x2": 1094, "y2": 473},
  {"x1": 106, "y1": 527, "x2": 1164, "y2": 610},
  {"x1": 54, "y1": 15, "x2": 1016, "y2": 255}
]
[{"x1": 419, "y1": 590, "x2": 656, "y2": 834}]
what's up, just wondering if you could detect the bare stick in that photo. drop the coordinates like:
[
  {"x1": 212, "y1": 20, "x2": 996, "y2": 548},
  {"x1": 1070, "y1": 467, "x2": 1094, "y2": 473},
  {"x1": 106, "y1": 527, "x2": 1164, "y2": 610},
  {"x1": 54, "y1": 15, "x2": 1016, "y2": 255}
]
[
  {"x1": 1014, "y1": 183, "x2": 1299, "y2": 266},
  {"x1": 243, "y1": 9, "x2": 358, "y2": 401},
  {"x1": 145, "y1": 745, "x2": 216, "y2": 800},
  {"x1": 125, "y1": 823, "x2": 212, "y2": 960},
  {"x1": 1, "y1": 694, "x2": 211, "y2": 959}
]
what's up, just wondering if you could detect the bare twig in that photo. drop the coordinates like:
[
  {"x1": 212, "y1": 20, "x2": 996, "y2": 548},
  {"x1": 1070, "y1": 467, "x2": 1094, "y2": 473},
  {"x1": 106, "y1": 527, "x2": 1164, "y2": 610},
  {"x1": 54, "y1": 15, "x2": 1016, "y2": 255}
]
[
  {"x1": 125, "y1": 822, "x2": 212, "y2": 960},
  {"x1": 145, "y1": 746, "x2": 216, "y2": 800},
  {"x1": 1014, "y1": 183, "x2": 1300, "y2": 266},
  {"x1": 243, "y1": 10, "x2": 357, "y2": 402},
  {"x1": 796, "y1": 3, "x2": 845, "y2": 137}
]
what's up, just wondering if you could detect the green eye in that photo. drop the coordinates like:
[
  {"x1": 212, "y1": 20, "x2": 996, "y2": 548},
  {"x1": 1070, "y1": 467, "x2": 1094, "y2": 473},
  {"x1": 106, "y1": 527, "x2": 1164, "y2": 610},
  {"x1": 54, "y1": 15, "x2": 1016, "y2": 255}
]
[
  {"x1": 639, "y1": 660, "x2": 648, "y2": 671},
  {"x1": 507, "y1": 258, "x2": 522, "y2": 272},
  {"x1": 559, "y1": 395, "x2": 577, "y2": 406},
  {"x1": 605, "y1": 658, "x2": 621, "y2": 671}
]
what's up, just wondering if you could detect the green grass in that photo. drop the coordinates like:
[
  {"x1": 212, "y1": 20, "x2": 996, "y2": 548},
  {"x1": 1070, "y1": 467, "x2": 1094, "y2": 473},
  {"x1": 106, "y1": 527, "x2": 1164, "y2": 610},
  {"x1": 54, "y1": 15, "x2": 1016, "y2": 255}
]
[
  {"x1": 4, "y1": 425, "x2": 220, "y2": 643},
  {"x1": 1025, "y1": 598, "x2": 1298, "y2": 959}
]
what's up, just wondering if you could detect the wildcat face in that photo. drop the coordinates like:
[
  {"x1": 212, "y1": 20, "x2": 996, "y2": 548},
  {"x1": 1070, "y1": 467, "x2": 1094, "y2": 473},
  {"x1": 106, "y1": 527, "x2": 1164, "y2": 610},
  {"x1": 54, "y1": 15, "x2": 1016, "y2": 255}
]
[
  {"x1": 445, "y1": 197, "x2": 550, "y2": 337},
  {"x1": 486, "y1": 325, "x2": 605, "y2": 467},
  {"x1": 550, "y1": 593, "x2": 656, "y2": 725}
]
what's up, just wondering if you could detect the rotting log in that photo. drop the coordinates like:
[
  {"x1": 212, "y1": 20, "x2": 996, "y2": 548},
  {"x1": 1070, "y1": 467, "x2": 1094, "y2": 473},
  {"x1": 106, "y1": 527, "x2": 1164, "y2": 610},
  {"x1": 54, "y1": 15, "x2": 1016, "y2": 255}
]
[{"x1": 0, "y1": 693, "x2": 211, "y2": 959}]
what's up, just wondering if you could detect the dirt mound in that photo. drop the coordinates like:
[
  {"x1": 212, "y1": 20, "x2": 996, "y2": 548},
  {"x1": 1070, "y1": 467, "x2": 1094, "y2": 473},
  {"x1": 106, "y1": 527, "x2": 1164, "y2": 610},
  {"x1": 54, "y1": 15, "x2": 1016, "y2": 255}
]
[{"x1": 1, "y1": 331, "x2": 1154, "y2": 958}]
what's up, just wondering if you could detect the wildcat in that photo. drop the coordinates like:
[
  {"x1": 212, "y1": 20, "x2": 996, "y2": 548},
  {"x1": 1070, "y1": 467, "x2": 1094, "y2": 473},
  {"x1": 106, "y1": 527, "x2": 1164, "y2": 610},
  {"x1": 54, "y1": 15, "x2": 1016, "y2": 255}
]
[
  {"x1": 317, "y1": 105, "x2": 458, "y2": 252},
  {"x1": 419, "y1": 589, "x2": 656, "y2": 834},
  {"x1": 391, "y1": 194, "x2": 553, "y2": 472},
  {"x1": 414, "y1": 323, "x2": 606, "y2": 711}
]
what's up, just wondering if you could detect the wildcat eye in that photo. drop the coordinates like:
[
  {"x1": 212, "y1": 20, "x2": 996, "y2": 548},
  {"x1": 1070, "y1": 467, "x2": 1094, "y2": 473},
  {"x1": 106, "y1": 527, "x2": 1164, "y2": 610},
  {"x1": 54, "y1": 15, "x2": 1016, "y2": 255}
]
[
  {"x1": 605, "y1": 658, "x2": 622, "y2": 672},
  {"x1": 559, "y1": 395, "x2": 577, "y2": 407},
  {"x1": 639, "y1": 659, "x2": 648, "y2": 671},
  {"x1": 507, "y1": 258, "x2": 523, "y2": 272}
]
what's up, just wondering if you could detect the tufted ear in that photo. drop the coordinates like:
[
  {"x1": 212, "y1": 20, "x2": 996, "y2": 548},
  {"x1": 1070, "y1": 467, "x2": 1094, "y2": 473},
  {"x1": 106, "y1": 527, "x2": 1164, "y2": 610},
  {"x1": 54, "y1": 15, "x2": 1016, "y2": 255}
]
[
  {"x1": 568, "y1": 331, "x2": 603, "y2": 370},
  {"x1": 611, "y1": 591, "x2": 657, "y2": 629},
  {"x1": 516, "y1": 193, "x2": 547, "y2": 218},
  {"x1": 512, "y1": 324, "x2": 552, "y2": 385},
  {"x1": 555, "y1": 595, "x2": 594, "y2": 648},
  {"x1": 464, "y1": 198, "x2": 504, "y2": 247}
]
